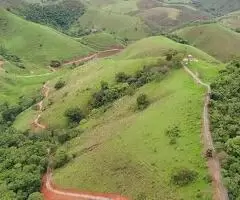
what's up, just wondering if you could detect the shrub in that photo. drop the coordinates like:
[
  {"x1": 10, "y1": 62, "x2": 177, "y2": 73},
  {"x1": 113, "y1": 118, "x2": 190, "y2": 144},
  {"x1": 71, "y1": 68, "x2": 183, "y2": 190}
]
[
  {"x1": 50, "y1": 60, "x2": 61, "y2": 68},
  {"x1": 166, "y1": 125, "x2": 181, "y2": 145},
  {"x1": 115, "y1": 72, "x2": 130, "y2": 83},
  {"x1": 171, "y1": 168, "x2": 198, "y2": 186},
  {"x1": 54, "y1": 80, "x2": 66, "y2": 90},
  {"x1": 136, "y1": 94, "x2": 150, "y2": 110},
  {"x1": 64, "y1": 107, "x2": 85, "y2": 125},
  {"x1": 53, "y1": 149, "x2": 70, "y2": 169},
  {"x1": 27, "y1": 192, "x2": 43, "y2": 200}
]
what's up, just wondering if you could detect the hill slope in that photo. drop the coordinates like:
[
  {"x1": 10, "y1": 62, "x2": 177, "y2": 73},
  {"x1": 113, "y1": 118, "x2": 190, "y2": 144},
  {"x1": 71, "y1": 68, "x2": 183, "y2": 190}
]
[
  {"x1": 175, "y1": 23, "x2": 240, "y2": 62},
  {"x1": 12, "y1": 35, "x2": 224, "y2": 199},
  {"x1": 0, "y1": 9, "x2": 92, "y2": 70}
]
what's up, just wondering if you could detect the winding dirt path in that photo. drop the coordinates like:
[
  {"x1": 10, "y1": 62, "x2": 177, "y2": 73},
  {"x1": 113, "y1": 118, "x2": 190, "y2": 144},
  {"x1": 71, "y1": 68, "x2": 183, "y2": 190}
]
[
  {"x1": 183, "y1": 65, "x2": 228, "y2": 200},
  {"x1": 32, "y1": 48, "x2": 123, "y2": 130},
  {"x1": 32, "y1": 82, "x2": 50, "y2": 129}
]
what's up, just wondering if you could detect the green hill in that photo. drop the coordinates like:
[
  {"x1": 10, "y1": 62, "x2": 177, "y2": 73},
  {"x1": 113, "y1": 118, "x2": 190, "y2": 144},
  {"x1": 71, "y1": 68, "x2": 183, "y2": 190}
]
[
  {"x1": 78, "y1": 32, "x2": 124, "y2": 51},
  {"x1": 117, "y1": 35, "x2": 217, "y2": 62},
  {"x1": 175, "y1": 23, "x2": 240, "y2": 62},
  {"x1": 0, "y1": 9, "x2": 92, "y2": 71},
  {"x1": 12, "y1": 35, "x2": 224, "y2": 199},
  {"x1": 219, "y1": 10, "x2": 240, "y2": 30},
  {"x1": 195, "y1": 0, "x2": 240, "y2": 16}
]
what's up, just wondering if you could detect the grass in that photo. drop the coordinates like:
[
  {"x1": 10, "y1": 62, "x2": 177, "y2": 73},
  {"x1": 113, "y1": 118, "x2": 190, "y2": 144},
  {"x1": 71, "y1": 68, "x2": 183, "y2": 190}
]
[
  {"x1": 175, "y1": 23, "x2": 240, "y2": 62},
  {"x1": 78, "y1": 32, "x2": 124, "y2": 51},
  {"x1": 0, "y1": 9, "x2": 92, "y2": 70},
  {"x1": 71, "y1": 8, "x2": 149, "y2": 40},
  {"x1": 52, "y1": 68, "x2": 212, "y2": 200},
  {"x1": 8, "y1": 34, "x2": 222, "y2": 199},
  {"x1": 117, "y1": 35, "x2": 217, "y2": 62},
  {"x1": 187, "y1": 60, "x2": 224, "y2": 83}
]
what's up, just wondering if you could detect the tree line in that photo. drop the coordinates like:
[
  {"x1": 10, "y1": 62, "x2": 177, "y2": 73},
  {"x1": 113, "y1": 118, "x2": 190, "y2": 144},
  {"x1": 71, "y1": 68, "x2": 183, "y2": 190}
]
[{"x1": 210, "y1": 60, "x2": 240, "y2": 200}]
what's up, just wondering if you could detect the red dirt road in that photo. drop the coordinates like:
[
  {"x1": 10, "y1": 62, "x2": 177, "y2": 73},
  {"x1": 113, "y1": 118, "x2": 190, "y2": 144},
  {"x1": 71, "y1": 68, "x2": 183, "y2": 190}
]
[
  {"x1": 41, "y1": 170, "x2": 128, "y2": 200},
  {"x1": 183, "y1": 65, "x2": 229, "y2": 200}
]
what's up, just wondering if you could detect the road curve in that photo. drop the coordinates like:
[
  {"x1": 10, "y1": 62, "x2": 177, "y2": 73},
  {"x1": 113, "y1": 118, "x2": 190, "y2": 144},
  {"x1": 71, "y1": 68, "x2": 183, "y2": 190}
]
[
  {"x1": 183, "y1": 65, "x2": 228, "y2": 200},
  {"x1": 41, "y1": 170, "x2": 128, "y2": 200}
]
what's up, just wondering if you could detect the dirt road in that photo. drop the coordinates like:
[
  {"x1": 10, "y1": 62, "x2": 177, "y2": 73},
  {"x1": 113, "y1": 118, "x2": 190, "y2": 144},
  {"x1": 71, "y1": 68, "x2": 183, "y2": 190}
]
[
  {"x1": 41, "y1": 170, "x2": 128, "y2": 200},
  {"x1": 183, "y1": 65, "x2": 228, "y2": 200},
  {"x1": 32, "y1": 82, "x2": 49, "y2": 129}
]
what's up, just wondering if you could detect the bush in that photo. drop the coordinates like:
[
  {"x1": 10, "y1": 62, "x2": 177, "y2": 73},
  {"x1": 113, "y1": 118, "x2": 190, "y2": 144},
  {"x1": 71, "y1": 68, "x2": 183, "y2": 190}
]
[
  {"x1": 136, "y1": 94, "x2": 150, "y2": 110},
  {"x1": 54, "y1": 80, "x2": 66, "y2": 90},
  {"x1": 115, "y1": 72, "x2": 130, "y2": 83},
  {"x1": 171, "y1": 168, "x2": 198, "y2": 186},
  {"x1": 64, "y1": 107, "x2": 85, "y2": 125},
  {"x1": 50, "y1": 60, "x2": 61, "y2": 68},
  {"x1": 27, "y1": 192, "x2": 43, "y2": 200},
  {"x1": 53, "y1": 149, "x2": 70, "y2": 169}
]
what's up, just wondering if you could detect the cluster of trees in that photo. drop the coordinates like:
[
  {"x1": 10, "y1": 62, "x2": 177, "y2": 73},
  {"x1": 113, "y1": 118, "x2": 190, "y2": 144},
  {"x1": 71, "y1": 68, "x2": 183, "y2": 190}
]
[
  {"x1": 0, "y1": 45, "x2": 24, "y2": 68},
  {"x1": 66, "y1": 53, "x2": 184, "y2": 126},
  {"x1": 19, "y1": 0, "x2": 85, "y2": 30},
  {"x1": 89, "y1": 61, "x2": 171, "y2": 109},
  {"x1": 0, "y1": 93, "x2": 43, "y2": 126},
  {"x1": 210, "y1": 60, "x2": 240, "y2": 199},
  {"x1": 163, "y1": 34, "x2": 189, "y2": 45},
  {"x1": 0, "y1": 122, "x2": 83, "y2": 199},
  {"x1": 0, "y1": 127, "x2": 53, "y2": 199}
]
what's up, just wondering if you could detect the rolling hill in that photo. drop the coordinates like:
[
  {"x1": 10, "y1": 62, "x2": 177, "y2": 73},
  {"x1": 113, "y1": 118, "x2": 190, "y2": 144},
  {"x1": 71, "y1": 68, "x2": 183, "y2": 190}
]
[
  {"x1": 194, "y1": 0, "x2": 240, "y2": 16},
  {"x1": 78, "y1": 32, "x2": 124, "y2": 51},
  {"x1": 175, "y1": 23, "x2": 240, "y2": 62},
  {"x1": 219, "y1": 10, "x2": 240, "y2": 30},
  {"x1": 0, "y1": 8, "x2": 92, "y2": 71},
  {"x1": 11, "y1": 34, "x2": 223, "y2": 199}
]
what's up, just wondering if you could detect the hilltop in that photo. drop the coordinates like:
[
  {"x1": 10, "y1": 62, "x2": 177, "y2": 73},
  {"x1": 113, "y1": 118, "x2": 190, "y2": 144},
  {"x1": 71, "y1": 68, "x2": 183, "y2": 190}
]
[{"x1": 175, "y1": 23, "x2": 240, "y2": 62}]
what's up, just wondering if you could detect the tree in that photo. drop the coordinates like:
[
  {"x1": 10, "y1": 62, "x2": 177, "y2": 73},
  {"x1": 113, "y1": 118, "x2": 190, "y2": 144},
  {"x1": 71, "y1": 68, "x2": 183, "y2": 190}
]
[
  {"x1": 171, "y1": 168, "x2": 198, "y2": 186},
  {"x1": 64, "y1": 107, "x2": 85, "y2": 125},
  {"x1": 136, "y1": 94, "x2": 150, "y2": 110},
  {"x1": 53, "y1": 149, "x2": 69, "y2": 168}
]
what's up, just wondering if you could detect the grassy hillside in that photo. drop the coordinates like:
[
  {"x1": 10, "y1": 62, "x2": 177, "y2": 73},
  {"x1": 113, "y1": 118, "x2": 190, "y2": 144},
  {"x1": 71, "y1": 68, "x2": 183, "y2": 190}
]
[
  {"x1": 53, "y1": 68, "x2": 212, "y2": 200},
  {"x1": 219, "y1": 11, "x2": 240, "y2": 30},
  {"x1": 71, "y1": 9, "x2": 149, "y2": 40},
  {"x1": 12, "y1": 35, "x2": 224, "y2": 199},
  {"x1": 0, "y1": 9, "x2": 92, "y2": 69},
  {"x1": 175, "y1": 23, "x2": 240, "y2": 62},
  {"x1": 78, "y1": 32, "x2": 124, "y2": 51},
  {"x1": 13, "y1": 35, "x2": 218, "y2": 130},
  {"x1": 117, "y1": 36, "x2": 217, "y2": 62}
]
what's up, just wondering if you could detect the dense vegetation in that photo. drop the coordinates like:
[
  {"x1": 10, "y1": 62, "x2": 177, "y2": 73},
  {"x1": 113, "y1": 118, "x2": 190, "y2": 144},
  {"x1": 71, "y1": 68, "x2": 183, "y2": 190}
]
[
  {"x1": 0, "y1": 45, "x2": 24, "y2": 68},
  {"x1": 210, "y1": 60, "x2": 240, "y2": 199},
  {"x1": 0, "y1": 126, "x2": 52, "y2": 200},
  {"x1": 19, "y1": 0, "x2": 85, "y2": 30}
]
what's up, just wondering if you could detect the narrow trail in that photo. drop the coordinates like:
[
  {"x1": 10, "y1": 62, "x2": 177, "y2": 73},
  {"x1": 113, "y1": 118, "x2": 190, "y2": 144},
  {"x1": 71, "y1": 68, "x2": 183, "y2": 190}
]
[
  {"x1": 32, "y1": 82, "x2": 50, "y2": 130},
  {"x1": 32, "y1": 48, "x2": 123, "y2": 130},
  {"x1": 183, "y1": 65, "x2": 228, "y2": 200}
]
